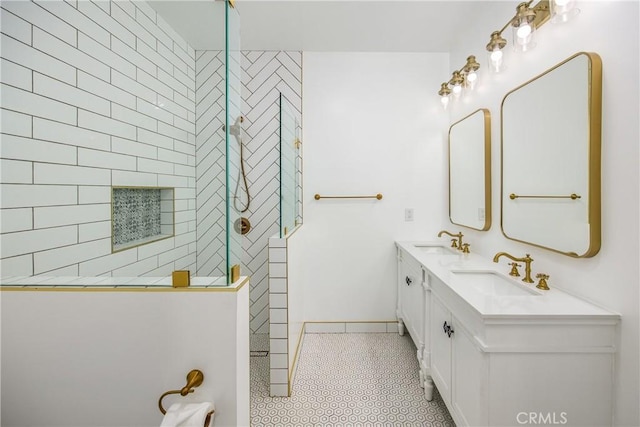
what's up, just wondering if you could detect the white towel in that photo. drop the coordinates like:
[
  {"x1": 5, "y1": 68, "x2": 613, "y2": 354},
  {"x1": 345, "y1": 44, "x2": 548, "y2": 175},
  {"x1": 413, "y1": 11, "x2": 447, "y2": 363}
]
[{"x1": 160, "y1": 402, "x2": 215, "y2": 427}]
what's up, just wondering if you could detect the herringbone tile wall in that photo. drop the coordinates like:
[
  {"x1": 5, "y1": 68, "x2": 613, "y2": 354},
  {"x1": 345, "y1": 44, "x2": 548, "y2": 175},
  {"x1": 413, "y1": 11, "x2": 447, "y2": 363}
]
[
  {"x1": 242, "y1": 51, "x2": 302, "y2": 334},
  {"x1": 195, "y1": 50, "x2": 226, "y2": 278}
]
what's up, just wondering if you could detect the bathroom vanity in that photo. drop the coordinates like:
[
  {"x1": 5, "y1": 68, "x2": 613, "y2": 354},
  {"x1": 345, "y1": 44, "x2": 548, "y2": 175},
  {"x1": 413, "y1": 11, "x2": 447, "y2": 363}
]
[{"x1": 396, "y1": 241, "x2": 619, "y2": 427}]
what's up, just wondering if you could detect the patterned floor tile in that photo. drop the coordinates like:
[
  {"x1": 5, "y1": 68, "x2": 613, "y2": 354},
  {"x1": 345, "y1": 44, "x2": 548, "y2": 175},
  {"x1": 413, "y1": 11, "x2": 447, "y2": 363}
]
[{"x1": 250, "y1": 333, "x2": 455, "y2": 426}]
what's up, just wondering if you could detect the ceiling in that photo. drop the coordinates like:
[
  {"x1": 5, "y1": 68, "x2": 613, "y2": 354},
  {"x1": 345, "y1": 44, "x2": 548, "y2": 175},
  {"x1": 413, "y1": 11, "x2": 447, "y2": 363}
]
[{"x1": 147, "y1": 1, "x2": 489, "y2": 52}]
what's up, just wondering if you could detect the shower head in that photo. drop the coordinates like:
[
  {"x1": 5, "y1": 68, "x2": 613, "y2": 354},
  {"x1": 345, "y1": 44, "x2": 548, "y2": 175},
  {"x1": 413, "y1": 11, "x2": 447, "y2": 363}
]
[{"x1": 228, "y1": 115, "x2": 243, "y2": 139}]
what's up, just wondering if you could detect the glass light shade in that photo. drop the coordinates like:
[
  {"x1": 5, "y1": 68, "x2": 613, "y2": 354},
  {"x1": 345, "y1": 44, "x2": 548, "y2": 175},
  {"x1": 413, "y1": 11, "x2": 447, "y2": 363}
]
[
  {"x1": 466, "y1": 71, "x2": 478, "y2": 90},
  {"x1": 487, "y1": 48, "x2": 505, "y2": 73},
  {"x1": 441, "y1": 95, "x2": 450, "y2": 109},
  {"x1": 438, "y1": 82, "x2": 451, "y2": 109},
  {"x1": 551, "y1": 0, "x2": 580, "y2": 23},
  {"x1": 452, "y1": 83, "x2": 462, "y2": 98},
  {"x1": 512, "y1": 20, "x2": 536, "y2": 52}
]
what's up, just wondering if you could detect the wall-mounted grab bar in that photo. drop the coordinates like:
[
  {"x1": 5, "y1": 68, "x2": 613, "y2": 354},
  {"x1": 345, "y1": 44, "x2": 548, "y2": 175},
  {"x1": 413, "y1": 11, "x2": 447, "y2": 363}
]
[
  {"x1": 158, "y1": 369, "x2": 214, "y2": 426},
  {"x1": 509, "y1": 193, "x2": 581, "y2": 200},
  {"x1": 314, "y1": 193, "x2": 383, "y2": 200}
]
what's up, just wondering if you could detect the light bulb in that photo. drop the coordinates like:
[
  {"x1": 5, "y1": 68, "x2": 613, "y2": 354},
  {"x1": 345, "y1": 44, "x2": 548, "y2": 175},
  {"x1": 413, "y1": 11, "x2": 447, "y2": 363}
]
[
  {"x1": 489, "y1": 49, "x2": 504, "y2": 72},
  {"x1": 452, "y1": 84, "x2": 462, "y2": 98},
  {"x1": 440, "y1": 95, "x2": 450, "y2": 109},
  {"x1": 466, "y1": 71, "x2": 477, "y2": 91},
  {"x1": 517, "y1": 24, "x2": 532, "y2": 39}
]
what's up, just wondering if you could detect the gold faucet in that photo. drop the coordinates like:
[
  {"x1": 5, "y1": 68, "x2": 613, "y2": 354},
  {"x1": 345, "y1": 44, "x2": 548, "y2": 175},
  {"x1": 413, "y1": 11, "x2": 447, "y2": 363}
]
[
  {"x1": 493, "y1": 252, "x2": 534, "y2": 283},
  {"x1": 535, "y1": 273, "x2": 550, "y2": 290},
  {"x1": 438, "y1": 230, "x2": 463, "y2": 250}
]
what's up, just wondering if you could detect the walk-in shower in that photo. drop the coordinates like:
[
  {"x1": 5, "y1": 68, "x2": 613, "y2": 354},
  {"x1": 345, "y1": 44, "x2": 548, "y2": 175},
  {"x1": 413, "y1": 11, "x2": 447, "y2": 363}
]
[
  {"x1": 0, "y1": 0, "x2": 244, "y2": 286},
  {"x1": 0, "y1": 1, "x2": 252, "y2": 425}
]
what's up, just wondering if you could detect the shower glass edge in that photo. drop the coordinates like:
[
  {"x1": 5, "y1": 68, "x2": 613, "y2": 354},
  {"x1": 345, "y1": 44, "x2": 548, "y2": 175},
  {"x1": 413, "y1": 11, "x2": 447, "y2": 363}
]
[
  {"x1": 279, "y1": 94, "x2": 301, "y2": 238},
  {"x1": 226, "y1": 1, "x2": 243, "y2": 284}
]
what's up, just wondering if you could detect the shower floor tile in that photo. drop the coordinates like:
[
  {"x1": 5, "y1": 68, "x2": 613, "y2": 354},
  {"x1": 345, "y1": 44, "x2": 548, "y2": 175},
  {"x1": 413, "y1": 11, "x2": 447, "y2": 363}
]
[{"x1": 250, "y1": 333, "x2": 455, "y2": 426}]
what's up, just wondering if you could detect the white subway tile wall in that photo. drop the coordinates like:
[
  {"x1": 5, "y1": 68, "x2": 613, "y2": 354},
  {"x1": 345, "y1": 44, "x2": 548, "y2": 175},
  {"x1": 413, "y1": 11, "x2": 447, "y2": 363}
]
[
  {"x1": 268, "y1": 235, "x2": 289, "y2": 396},
  {"x1": 0, "y1": 1, "x2": 197, "y2": 277}
]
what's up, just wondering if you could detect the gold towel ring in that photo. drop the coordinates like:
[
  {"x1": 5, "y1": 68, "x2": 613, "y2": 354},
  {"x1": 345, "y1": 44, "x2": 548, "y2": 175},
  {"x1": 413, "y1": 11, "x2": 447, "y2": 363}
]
[{"x1": 158, "y1": 370, "x2": 215, "y2": 427}]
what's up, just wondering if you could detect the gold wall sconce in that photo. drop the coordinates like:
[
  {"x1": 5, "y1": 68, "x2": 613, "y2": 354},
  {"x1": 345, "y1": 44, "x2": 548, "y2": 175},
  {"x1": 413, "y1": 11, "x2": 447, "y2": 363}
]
[
  {"x1": 438, "y1": 55, "x2": 480, "y2": 109},
  {"x1": 486, "y1": 0, "x2": 580, "y2": 73},
  {"x1": 438, "y1": 0, "x2": 579, "y2": 107}
]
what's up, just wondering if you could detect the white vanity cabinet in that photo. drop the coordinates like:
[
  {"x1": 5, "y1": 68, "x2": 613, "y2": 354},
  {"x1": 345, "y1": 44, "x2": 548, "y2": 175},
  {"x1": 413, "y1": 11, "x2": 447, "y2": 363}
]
[
  {"x1": 429, "y1": 272, "x2": 619, "y2": 427},
  {"x1": 431, "y1": 288, "x2": 488, "y2": 426},
  {"x1": 396, "y1": 246, "x2": 432, "y2": 397},
  {"x1": 397, "y1": 247, "x2": 424, "y2": 345}
]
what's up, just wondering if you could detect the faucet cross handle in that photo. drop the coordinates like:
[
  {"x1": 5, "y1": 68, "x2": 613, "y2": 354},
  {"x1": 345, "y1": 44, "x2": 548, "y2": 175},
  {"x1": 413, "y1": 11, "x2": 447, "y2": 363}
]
[
  {"x1": 536, "y1": 273, "x2": 550, "y2": 290},
  {"x1": 450, "y1": 239, "x2": 458, "y2": 248},
  {"x1": 508, "y1": 262, "x2": 521, "y2": 277},
  {"x1": 461, "y1": 243, "x2": 470, "y2": 254}
]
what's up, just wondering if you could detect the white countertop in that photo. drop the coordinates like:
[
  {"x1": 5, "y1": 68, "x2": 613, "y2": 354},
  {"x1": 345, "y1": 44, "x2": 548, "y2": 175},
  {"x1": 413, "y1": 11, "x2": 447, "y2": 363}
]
[{"x1": 396, "y1": 241, "x2": 619, "y2": 321}]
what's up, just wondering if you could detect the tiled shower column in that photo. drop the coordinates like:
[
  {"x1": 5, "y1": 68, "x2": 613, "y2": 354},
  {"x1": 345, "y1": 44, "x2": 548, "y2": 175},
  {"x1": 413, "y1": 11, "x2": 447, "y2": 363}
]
[{"x1": 268, "y1": 235, "x2": 289, "y2": 396}]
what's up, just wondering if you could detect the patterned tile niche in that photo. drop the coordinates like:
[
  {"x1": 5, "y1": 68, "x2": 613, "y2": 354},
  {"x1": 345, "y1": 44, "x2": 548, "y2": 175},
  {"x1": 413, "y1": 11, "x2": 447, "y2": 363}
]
[{"x1": 112, "y1": 187, "x2": 174, "y2": 252}]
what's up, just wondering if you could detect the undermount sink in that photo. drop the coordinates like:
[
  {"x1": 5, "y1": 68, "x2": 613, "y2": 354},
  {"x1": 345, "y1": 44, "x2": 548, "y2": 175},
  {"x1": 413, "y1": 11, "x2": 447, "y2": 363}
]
[
  {"x1": 412, "y1": 244, "x2": 459, "y2": 255},
  {"x1": 450, "y1": 270, "x2": 540, "y2": 296}
]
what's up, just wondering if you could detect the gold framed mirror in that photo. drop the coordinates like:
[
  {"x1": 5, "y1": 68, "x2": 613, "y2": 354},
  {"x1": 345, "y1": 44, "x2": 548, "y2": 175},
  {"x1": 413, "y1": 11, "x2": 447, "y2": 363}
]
[
  {"x1": 500, "y1": 52, "x2": 602, "y2": 257},
  {"x1": 449, "y1": 108, "x2": 492, "y2": 231}
]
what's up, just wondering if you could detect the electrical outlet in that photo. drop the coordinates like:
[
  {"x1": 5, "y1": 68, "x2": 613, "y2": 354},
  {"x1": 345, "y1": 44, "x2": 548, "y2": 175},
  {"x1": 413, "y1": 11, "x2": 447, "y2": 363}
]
[
  {"x1": 405, "y1": 208, "x2": 414, "y2": 222},
  {"x1": 478, "y1": 208, "x2": 485, "y2": 221}
]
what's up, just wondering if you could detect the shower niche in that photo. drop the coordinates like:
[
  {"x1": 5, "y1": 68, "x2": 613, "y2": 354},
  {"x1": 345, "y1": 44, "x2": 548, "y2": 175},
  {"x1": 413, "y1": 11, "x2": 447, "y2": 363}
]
[{"x1": 111, "y1": 187, "x2": 175, "y2": 253}]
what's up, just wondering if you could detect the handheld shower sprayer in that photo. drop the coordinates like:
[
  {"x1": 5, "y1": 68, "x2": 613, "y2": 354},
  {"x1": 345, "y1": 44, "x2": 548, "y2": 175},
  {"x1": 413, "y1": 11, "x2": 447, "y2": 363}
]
[{"x1": 226, "y1": 116, "x2": 251, "y2": 232}]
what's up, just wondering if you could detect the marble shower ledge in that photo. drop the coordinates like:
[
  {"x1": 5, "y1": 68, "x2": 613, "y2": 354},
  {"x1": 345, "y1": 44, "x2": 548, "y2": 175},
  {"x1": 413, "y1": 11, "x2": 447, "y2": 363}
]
[{"x1": 0, "y1": 276, "x2": 248, "y2": 290}]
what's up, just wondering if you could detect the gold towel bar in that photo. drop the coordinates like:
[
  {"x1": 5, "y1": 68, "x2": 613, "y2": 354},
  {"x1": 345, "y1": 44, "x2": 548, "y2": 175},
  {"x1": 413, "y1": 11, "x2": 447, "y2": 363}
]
[
  {"x1": 314, "y1": 193, "x2": 383, "y2": 200},
  {"x1": 158, "y1": 369, "x2": 215, "y2": 427},
  {"x1": 509, "y1": 193, "x2": 581, "y2": 200}
]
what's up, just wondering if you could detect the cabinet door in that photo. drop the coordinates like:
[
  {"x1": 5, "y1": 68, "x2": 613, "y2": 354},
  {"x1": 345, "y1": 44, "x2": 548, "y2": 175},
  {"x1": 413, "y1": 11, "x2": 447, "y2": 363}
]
[
  {"x1": 430, "y1": 294, "x2": 452, "y2": 405},
  {"x1": 398, "y1": 255, "x2": 423, "y2": 345},
  {"x1": 452, "y1": 319, "x2": 488, "y2": 426}
]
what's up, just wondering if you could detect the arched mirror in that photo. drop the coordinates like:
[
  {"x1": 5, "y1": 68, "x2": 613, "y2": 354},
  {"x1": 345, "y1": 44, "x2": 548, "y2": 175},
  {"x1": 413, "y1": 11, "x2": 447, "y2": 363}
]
[
  {"x1": 449, "y1": 108, "x2": 492, "y2": 231},
  {"x1": 501, "y1": 52, "x2": 602, "y2": 257}
]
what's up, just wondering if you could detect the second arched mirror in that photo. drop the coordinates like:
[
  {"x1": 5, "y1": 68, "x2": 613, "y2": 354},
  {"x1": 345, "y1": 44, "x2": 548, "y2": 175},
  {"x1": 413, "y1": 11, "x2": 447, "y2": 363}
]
[{"x1": 448, "y1": 108, "x2": 492, "y2": 231}]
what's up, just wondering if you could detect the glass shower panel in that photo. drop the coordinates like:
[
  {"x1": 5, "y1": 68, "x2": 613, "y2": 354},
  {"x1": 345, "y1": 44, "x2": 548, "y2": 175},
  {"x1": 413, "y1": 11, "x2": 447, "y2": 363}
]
[
  {"x1": 280, "y1": 94, "x2": 300, "y2": 237},
  {"x1": 226, "y1": 2, "x2": 243, "y2": 283}
]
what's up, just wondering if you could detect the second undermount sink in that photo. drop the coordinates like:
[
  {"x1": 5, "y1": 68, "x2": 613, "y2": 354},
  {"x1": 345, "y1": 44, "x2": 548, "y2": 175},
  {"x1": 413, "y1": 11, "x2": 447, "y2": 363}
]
[
  {"x1": 450, "y1": 270, "x2": 541, "y2": 296},
  {"x1": 412, "y1": 244, "x2": 459, "y2": 255}
]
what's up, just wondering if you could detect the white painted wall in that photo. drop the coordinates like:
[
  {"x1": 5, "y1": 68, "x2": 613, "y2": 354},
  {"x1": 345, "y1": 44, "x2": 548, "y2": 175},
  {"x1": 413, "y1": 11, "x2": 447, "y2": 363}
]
[
  {"x1": 300, "y1": 52, "x2": 449, "y2": 322},
  {"x1": 445, "y1": 2, "x2": 639, "y2": 425},
  {"x1": 1, "y1": 285, "x2": 250, "y2": 427}
]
